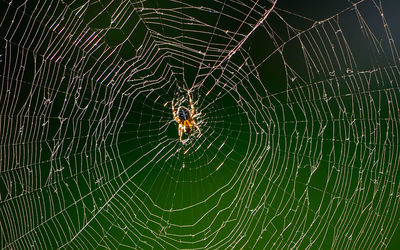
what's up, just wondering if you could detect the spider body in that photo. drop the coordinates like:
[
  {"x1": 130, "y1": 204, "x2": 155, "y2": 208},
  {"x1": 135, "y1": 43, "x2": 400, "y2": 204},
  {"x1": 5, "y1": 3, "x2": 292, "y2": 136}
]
[
  {"x1": 178, "y1": 107, "x2": 190, "y2": 122},
  {"x1": 172, "y1": 91, "x2": 200, "y2": 142},
  {"x1": 178, "y1": 107, "x2": 193, "y2": 134}
]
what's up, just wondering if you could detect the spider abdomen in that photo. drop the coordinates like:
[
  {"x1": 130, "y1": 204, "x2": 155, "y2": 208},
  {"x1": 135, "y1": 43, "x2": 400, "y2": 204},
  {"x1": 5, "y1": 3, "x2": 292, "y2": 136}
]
[{"x1": 178, "y1": 107, "x2": 190, "y2": 121}]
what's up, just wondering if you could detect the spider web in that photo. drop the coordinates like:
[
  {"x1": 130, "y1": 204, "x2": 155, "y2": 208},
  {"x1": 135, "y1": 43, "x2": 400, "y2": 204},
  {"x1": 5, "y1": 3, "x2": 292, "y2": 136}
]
[{"x1": 1, "y1": 0, "x2": 400, "y2": 248}]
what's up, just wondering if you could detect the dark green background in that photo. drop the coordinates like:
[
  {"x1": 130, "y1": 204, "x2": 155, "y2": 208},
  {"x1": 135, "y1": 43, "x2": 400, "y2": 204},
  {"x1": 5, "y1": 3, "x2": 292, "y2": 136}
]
[{"x1": 0, "y1": 0, "x2": 400, "y2": 249}]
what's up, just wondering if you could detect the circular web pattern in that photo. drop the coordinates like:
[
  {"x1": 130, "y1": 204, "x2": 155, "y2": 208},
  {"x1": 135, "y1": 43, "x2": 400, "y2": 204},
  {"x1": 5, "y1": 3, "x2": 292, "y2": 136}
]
[{"x1": 1, "y1": 0, "x2": 400, "y2": 249}]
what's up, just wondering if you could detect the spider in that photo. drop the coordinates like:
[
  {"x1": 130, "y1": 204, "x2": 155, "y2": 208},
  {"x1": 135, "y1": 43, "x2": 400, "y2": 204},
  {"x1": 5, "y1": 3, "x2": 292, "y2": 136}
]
[{"x1": 171, "y1": 91, "x2": 201, "y2": 142}]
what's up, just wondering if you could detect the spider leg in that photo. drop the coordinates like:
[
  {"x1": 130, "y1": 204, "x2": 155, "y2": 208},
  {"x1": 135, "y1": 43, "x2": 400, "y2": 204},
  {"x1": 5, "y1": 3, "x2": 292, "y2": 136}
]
[
  {"x1": 179, "y1": 127, "x2": 183, "y2": 142},
  {"x1": 171, "y1": 100, "x2": 180, "y2": 123},
  {"x1": 192, "y1": 112, "x2": 201, "y2": 118},
  {"x1": 171, "y1": 100, "x2": 175, "y2": 115},
  {"x1": 188, "y1": 91, "x2": 195, "y2": 117},
  {"x1": 193, "y1": 121, "x2": 201, "y2": 135}
]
